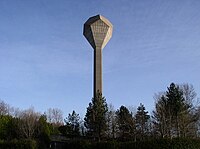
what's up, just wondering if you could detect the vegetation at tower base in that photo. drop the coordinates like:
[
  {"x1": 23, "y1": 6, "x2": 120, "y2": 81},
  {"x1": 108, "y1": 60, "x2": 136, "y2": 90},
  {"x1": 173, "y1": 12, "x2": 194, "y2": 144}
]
[
  {"x1": 0, "y1": 82, "x2": 200, "y2": 148},
  {"x1": 84, "y1": 91, "x2": 108, "y2": 141}
]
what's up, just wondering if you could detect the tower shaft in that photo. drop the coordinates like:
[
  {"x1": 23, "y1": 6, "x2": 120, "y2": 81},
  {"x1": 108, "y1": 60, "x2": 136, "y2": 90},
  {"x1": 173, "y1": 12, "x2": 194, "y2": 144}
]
[{"x1": 94, "y1": 47, "x2": 102, "y2": 97}]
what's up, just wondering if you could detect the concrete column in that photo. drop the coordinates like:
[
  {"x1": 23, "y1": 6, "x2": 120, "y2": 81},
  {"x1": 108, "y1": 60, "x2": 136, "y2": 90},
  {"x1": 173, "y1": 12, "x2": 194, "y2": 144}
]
[{"x1": 94, "y1": 47, "x2": 102, "y2": 97}]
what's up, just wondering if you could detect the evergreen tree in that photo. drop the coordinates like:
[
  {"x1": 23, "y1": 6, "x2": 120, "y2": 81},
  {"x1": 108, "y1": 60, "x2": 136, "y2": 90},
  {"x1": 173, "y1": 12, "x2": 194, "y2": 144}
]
[
  {"x1": 84, "y1": 91, "x2": 108, "y2": 141},
  {"x1": 135, "y1": 103, "x2": 150, "y2": 140},
  {"x1": 116, "y1": 105, "x2": 135, "y2": 140},
  {"x1": 166, "y1": 83, "x2": 185, "y2": 137},
  {"x1": 37, "y1": 115, "x2": 50, "y2": 148},
  {"x1": 0, "y1": 115, "x2": 20, "y2": 140},
  {"x1": 63, "y1": 110, "x2": 81, "y2": 138}
]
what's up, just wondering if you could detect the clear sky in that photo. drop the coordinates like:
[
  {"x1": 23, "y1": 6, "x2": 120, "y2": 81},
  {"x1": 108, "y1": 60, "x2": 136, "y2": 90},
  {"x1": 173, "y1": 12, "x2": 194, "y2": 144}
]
[{"x1": 0, "y1": 0, "x2": 200, "y2": 118}]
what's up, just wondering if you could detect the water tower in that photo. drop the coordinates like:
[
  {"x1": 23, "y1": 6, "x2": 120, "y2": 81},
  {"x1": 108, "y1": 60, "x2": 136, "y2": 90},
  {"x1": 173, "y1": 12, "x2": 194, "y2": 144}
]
[{"x1": 83, "y1": 15, "x2": 113, "y2": 97}]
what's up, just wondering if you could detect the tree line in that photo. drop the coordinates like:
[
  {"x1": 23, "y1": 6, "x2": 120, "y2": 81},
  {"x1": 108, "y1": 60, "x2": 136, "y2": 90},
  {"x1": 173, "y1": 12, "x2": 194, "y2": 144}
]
[
  {"x1": 0, "y1": 82, "x2": 200, "y2": 148},
  {"x1": 83, "y1": 83, "x2": 200, "y2": 141}
]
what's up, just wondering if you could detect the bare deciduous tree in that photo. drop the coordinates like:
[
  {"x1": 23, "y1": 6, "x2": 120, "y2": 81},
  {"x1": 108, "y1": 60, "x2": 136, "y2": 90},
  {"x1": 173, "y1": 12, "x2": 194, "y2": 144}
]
[
  {"x1": 180, "y1": 83, "x2": 197, "y2": 109},
  {"x1": 0, "y1": 100, "x2": 11, "y2": 115},
  {"x1": 17, "y1": 107, "x2": 40, "y2": 139},
  {"x1": 46, "y1": 108, "x2": 63, "y2": 126},
  {"x1": 106, "y1": 104, "x2": 117, "y2": 139}
]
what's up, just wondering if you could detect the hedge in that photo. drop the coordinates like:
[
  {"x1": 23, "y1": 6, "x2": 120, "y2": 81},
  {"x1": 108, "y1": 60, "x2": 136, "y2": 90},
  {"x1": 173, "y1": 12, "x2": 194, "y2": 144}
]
[
  {"x1": 0, "y1": 139, "x2": 37, "y2": 149},
  {"x1": 59, "y1": 138, "x2": 200, "y2": 149}
]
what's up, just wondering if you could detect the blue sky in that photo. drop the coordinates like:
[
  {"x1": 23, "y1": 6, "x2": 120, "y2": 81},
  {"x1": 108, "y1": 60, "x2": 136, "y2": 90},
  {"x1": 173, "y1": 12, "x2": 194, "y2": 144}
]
[{"x1": 0, "y1": 0, "x2": 200, "y2": 118}]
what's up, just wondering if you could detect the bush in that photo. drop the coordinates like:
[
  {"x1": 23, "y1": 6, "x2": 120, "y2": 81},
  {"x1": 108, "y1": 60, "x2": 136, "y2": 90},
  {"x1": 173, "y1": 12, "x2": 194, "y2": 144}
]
[
  {"x1": 0, "y1": 139, "x2": 37, "y2": 149},
  {"x1": 61, "y1": 138, "x2": 200, "y2": 149}
]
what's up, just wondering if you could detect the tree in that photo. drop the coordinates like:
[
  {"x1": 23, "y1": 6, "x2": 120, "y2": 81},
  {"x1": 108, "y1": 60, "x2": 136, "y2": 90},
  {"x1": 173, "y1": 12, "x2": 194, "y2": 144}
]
[
  {"x1": 46, "y1": 108, "x2": 63, "y2": 126},
  {"x1": 84, "y1": 91, "x2": 108, "y2": 141},
  {"x1": 166, "y1": 83, "x2": 187, "y2": 137},
  {"x1": 180, "y1": 84, "x2": 197, "y2": 104},
  {"x1": 116, "y1": 105, "x2": 135, "y2": 140},
  {"x1": 60, "y1": 110, "x2": 81, "y2": 138},
  {"x1": 135, "y1": 103, "x2": 150, "y2": 140},
  {"x1": 17, "y1": 107, "x2": 40, "y2": 139},
  {"x1": 0, "y1": 115, "x2": 13, "y2": 140},
  {"x1": 0, "y1": 100, "x2": 18, "y2": 140},
  {"x1": 152, "y1": 83, "x2": 199, "y2": 138},
  {"x1": 37, "y1": 115, "x2": 51, "y2": 148},
  {"x1": 179, "y1": 83, "x2": 198, "y2": 137},
  {"x1": 152, "y1": 93, "x2": 169, "y2": 138},
  {"x1": 106, "y1": 104, "x2": 117, "y2": 139},
  {"x1": 0, "y1": 100, "x2": 11, "y2": 115}
]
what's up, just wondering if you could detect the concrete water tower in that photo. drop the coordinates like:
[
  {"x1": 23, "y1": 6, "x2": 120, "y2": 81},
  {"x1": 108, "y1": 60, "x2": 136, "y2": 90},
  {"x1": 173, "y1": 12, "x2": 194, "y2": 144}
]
[{"x1": 83, "y1": 15, "x2": 113, "y2": 97}]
